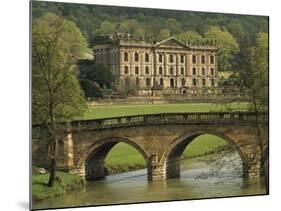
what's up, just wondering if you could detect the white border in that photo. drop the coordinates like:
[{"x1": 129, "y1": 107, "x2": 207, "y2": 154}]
[{"x1": 1, "y1": 0, "x2": 280, "y2": 211}]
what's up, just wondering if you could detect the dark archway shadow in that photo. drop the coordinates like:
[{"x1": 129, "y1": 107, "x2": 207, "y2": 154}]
[
  {"x1": 161, "y1": 129, "x2": 246, "y2": 179},
  {"x1": 78, "y1": 137, "x2": 150, "y2": 181}
]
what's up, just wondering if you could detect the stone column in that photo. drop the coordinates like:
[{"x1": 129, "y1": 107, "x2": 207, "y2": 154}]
[
  {"x1": 166, "y1": 157, "x2": 180, "y2": 178},
  {"x1": 245, "y1": 153, "x2": 261, "y2": 178},
  {"x1": 85, "y1": 159, "x2": 106, "y2": 180},
  {"x1": 175, "y1": 54, "x2": 179, "y2": 88},
  {"x1": 185, "y1": 53, "x2": 189, "y2": 77},
  {"x1": 185, "y1": 53, "x2": 190, "y2": 87},
  {"x1": 141, "y1": 51, "x2": 145, "y2": 76},
  {"x1": 119, "y1": 49, "x2": 123, "y2": 76},
  {"x1": 63, "y1": 131, "x2": 74, "y2": 170},
  {"x1": 148, "y1": 154, "x2": 166, "y2": 181},
  {"x1": 130, "y1": 50, "x2": 134, "y2": 75},
  {"x1": 164, "y1": 52, "x2": 167, "y2": 76}
]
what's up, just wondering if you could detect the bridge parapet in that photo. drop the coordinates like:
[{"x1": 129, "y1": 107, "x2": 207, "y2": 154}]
[
  {"x1": 32, "y1": 111, "x2": 268, "y2": 181},
  {"x1": 69, "y1": 112, "x2": 268, "y2": 131}
]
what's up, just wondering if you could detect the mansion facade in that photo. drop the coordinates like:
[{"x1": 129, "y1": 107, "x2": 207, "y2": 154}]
[{"x1": 93, "y1": 35, "x2": 219, "y2": 96}]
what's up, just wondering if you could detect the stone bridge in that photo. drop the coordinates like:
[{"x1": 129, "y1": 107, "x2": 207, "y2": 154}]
[{"x1": 32, "y1": 112, "x2": 268, "y2": 181}]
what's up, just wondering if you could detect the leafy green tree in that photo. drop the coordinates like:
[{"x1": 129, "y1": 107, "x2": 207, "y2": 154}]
[
  {"x1": 118, "y1": 21, "x2": 130, "y2": 33},
  {"x1": 175, "y1": 31, "x2": 203, "y2": 43},
  {"x1": 205, "y1": 27, "x2": 240, "y2": 71},
  {"x1": 114, "y1": 77, "x2": 137, "y2": 96},
  {"x1": 227, "y1": 21, "x2": 245, "y2": 44},
  {"x1": 32, "y1": 1, "x2": 268, "y2": 75},
  {"x1": 32, "y1": 13, "x2": 88, "y2": 187},
  {"x1": 247, "y1": 32, "x2": 269, "y2": 193},
  {"x1": 248, "y1": 32, "x2": 268, "y2": 109},
  {"x1": 79, "y1": 63, "x2": 114, "y2": 89},
  {"x1": 79, "y1": 79, "x2": 103, "y2": 98},
  {"x1": 164, "y1": 18, "x2": 181, "y2": 34},
  {"x1": 157, "y1": 29, "x2": 171, "y2": 41},
  {"x1": 96, "y1": 20, "x2": 116, "y2": 35}
]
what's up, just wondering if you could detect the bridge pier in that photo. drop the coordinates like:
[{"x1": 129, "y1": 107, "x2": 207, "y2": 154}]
[
  {"x1": 245, "y1": 153, "x2": 261, "y2": 178},
  {"x1": 148, "y1": 154, "x2": 166, "y2": 181},
  {"x1": 166, "y1": 158, "x2": 181, "y2": 178},
  {"x1": 85, "y1": 160, "x2": 106, "y2": 180}
]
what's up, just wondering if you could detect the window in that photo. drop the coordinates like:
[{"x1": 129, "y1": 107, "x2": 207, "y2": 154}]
[
  {"x1": 124, "y1": 52, "x2": 129, "y2": 61},
  {"x1": 202, "y1": 68, "x2": 205, "y2": 75},
  {"x1": 159, "y1": 54, "x2": 163, "y2": 63},
  {"x1": 180, "y1": 55, "x2": 185, "y2": 63},
  {"x1": 202, "y1": 78, "x2": 206, "y2": 87},
  {"x1": 192, "y1": 55, "x2": 197, "y2": 64},
  {"x1": 169, "y1": 54, "x2": 174, "y2": 63},
  {"x1": 211, "y1": 78, "x2": 215, "y2": 86},
  {"x1": 145, "y1": 66, "x2": 149, "y2": 75},
  {"x1": 210, "y1": 55, "x2": 214, "y2": 64},
  {"x1": 160, "y1": 78, "x2": 163, "y2": 86},
  {"x1": 146, "y1": 78, "x2": 150, "y2": 86},
  {"x1": 192, "y1": 67, "x2": 196, "y2": 75},
  {"x1": 159, "y1": 66, "x2": 163, "y2": 75},
  {"x1": 181, "y1": 67, "x2": 185, "y2": 75},
  {"x1": 192, "y1": 78, "x2": 197, "y2": 86},
  {"x1": 135, "y1": 66, "x2": 139, "y2": 75},
  {"x1": 136, "y1": 78, "x2": 140, "y2": 88},
  {"x1": 201, "y1": 55, "x2": 205, "y2": 64},
  {"x1": 182, "y1": 79, "x2": 186, "y2": 86},
  {"x1": 170, "y1": 78, "x2": 174, "y2": 87},
  {"x1": 125, "y1": 77, "x2": 129, "y2": 87},
  {"x1": 170, "y1": 67, "x2": 174, "y2": 75},
  {"x1": 210, "y1": 68, "x2": 215, "y2": 75},
  {"x1": 124, "y1": 66, "x2": 129, "y2": 74},
  {"x1": 134, "y1": 52, "x2": 139, "y2": 62},
  {"x1": 145, "y1": 53, "x2": 149, "y2": 62}
]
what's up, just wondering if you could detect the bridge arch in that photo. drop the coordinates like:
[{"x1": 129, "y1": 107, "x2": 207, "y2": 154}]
[
  {"x1": 160, "y1": 129, "x2": 248, "y2": 179},
  {"x1": 77, "y1": 137, "x2": 150, "y2": 180}
]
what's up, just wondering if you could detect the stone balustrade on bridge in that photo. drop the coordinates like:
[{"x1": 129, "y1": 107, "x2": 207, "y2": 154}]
[
  {"x1": 67, "y1": 112, "x2": 268, "y2": 131},
  {"x1": 32, "y1": 111, "x2": 268, "y2": 181}
]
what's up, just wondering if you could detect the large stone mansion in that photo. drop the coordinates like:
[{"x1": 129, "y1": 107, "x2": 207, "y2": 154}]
[{"x1": 93, "y1": 34, "x2": 219, "y2": 96}]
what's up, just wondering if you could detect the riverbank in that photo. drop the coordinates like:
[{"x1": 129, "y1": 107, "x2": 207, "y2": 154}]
[{"x1": 32, "y1": 168, "x2": 84, "y2": 201}]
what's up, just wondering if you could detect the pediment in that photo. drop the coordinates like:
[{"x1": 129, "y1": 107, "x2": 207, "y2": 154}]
[{"x1": 155, "y1": 37, "x2": 189, "y2": 49}]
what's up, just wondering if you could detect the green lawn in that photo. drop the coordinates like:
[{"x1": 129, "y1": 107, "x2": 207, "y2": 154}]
[
  {"x1": 32, "y1": 169, "x2": 84, "y2": 201},
  {"x1": 105, "y1": 134, "x2": 228, "y2": 173},
  {"x1": 81, "y1": 102, "x2": 249, "y2": 120}
]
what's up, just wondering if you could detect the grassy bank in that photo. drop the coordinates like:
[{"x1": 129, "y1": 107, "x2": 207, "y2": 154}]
[
  {"x1": 81, "y1": 102, "x2": 249, "y2": 120},
  {"x1": 105, "y1": 134, "x2": 228, "y2": 174},
  {"x1": 32, "y1": 169, "x2": 84, "y2": 201}
]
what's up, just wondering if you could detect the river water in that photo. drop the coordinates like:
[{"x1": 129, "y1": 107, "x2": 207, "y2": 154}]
[{"x1": 32, "y1": 154, "x2": 266, "y2": 210}]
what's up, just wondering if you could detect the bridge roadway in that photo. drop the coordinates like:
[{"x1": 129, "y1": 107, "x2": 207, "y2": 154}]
[{"x1": 32, "y1": 112, "x2": 268, "y2": 181}]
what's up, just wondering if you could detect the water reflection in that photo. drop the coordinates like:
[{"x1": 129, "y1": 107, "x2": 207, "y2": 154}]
[{"x1": 32, "y1": 154, "x2": 266, "y2": 210}]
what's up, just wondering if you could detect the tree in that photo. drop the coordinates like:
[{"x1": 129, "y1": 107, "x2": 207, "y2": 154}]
[
  {"x1": 164, "y1": 18, "x2": 181, "y2": 35},
  {"x1": 227, "y1": 21, "x2": 245, "y2": 45},
  {"x1": 157, "y1": 29, "x2": 171, "y2": 41},
  {"x1": 79, "y1": 63, "x2": 114, "y2": 89},
  {"x1": 247, "y1": 32, "x2": 269, "y2": 193},
  {"x1": 205, "y1": 27, "x2": 240, "y2": 71},
  {"x1": 96, "y1": 20, "x2": 116, "y2": 35},
  {"x1": 32, "y1": 13, "x2": 88, "y2": 187},
  {"x1": 175, "y1": 31, "x2": 203, "y2": 43},
  {"x1": 114, "y1": 77, "x2": 137, "y2": 96},
  {"x1": 79, "y1": 79, "x2": 103, "y2": 98}
]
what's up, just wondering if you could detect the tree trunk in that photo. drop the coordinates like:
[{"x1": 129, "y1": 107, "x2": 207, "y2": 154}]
[
  {"x1": 253, "y1": 94, "x2": 269, "y2": 194},
  {"x1": 47, "y1": 94, "x2": 57, "y2": 187},
  {"x1": 48, "y1": 158, "x2": 56, "y2": 187}
]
